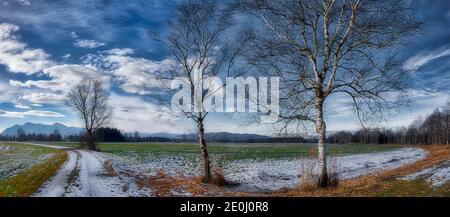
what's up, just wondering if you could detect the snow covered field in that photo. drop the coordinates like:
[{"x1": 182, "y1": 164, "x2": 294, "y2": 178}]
[
  {"x1": 401, "y1": 160, "x2": 450, "y2": 187},
  {"x1": 110, "y1": 147, "x2": 427, "y2": 192},
  {"x1": 224, "y1": 148, "x2": 427, "y2": 191}
]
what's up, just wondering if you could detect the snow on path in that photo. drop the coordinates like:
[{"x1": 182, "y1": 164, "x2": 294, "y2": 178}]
[
  {"x1": 34, "y1": 149, "x2": 125, "y2": 197},
  {"x1": 401, "y1": 160, "x2": 450, "y2": 187},
  {"x1": 29, "y1": 143, "x2": 151, "y2": 197},
  {"x1": 63, "y1": 150, "x2": 124, "y2": 197},
  {"x1": 33, "y1": 151, "x2": 78, "y2": 197}
]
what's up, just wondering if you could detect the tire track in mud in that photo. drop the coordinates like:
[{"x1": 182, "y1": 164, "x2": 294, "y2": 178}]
[{"x1": 62, "y1": 151, "x2": 81, "y2": 196}]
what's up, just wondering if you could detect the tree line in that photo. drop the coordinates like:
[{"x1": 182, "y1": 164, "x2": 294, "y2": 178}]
[
  {"x1": 0, "y1": 129, "x2": 63, "y2": 142},
  {"x1": 0, "y1": 127, "x2": 171, "y2": 143},
  {"x1": 1, "y1": 127, "x2": 309, "y2": 143},
  {"x1": 328, "y1": 105, "x2": 450, "y2": 146}
]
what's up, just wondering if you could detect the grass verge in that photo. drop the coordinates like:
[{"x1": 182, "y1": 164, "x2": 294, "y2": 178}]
[{"x1": 0, "y1": 150, "x2": 68, "y2": 197}]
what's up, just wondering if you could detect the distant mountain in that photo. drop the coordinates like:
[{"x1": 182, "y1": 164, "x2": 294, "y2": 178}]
[
  {"x1": 0, "y1": 122, "x2": 272, "y2": 141},
  {"x1": 1, "y1": 122, "x2": 83, "y2": 137}
]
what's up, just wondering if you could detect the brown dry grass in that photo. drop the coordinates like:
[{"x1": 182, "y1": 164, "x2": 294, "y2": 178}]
[
  {"x1": 103, "y1": 160, "x2": 118, "y2": 177},
  {"x1": 272, "y1": 145, "x2": 450, "y2": 197},
  {"x1": 0, "y1": 150, "x2": 68, "y2": 197},
  {"x1": 102, "y1": 159, "x2": 229, "y2": 197},
  {"x1": 135, "y1": 170, "x2": 225, "y2": 197}
]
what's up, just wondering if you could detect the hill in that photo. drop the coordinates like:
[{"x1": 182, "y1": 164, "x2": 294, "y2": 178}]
[{"x1": 1, "y1": 123, "x2": 83, "y2": 137}]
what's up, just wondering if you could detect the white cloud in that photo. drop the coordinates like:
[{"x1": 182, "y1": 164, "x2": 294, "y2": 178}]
[
  {"x1": 62, "y1": 53, "x2": 71, "y2": 60},
  {"x1": 0, "y1": 109, "x2": 64, "y2": 118},
  {"x1": 17, "y1": 0, "x2": 31, "y2": 6},
  {"x1": 10, "y1": 64, "x2": 109, "y2": 92},
  {"x1": 0, "y1": 23, "x2": 53, "y2": 74},
  {"x1": 403, "y1": 47, "x2": 450, "y2": 71},
  {"x1": 82, "y1": 51, "x2": 171, "y2": 95},
  {"x1": 110, "y1": 93, "x2": 190, "y2": 133},
  {"x1": 74, "y1": 39, "x2": 105, "y2": 49},
  {"x1": 104, "y1": 48, "x2": 134, "y2": 56},
  {"x1": 70, "y1": 31, "x2": 78, "y2": 39},
  {"x1": 0, "y1": 79, "x2": 20, "y2": 102},
  {"x1": 19, "y1": 92, "x2": 65, "y2": 104},
  {"x1": 0, "y1": 80, "x2": 12, "y2": 100},
  {"x1": 104, "y1": 54, "x2": 171, "y2": 95},
  {"x1": 14, "y1": 104, "x2": 31, "y2": 109}
]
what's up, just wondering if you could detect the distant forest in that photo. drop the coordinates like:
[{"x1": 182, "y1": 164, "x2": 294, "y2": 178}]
[
  {"x1": 0, "y1": 127, "x2": 171, "y2": 143},
  {"x1": 328, "y1": 108, "x2": 450, "y2": 146},
  {"x1": 0, "y1": 127, "x2": 307, "y2": 143},
  {"x1": 1, "y1": 107, "x2": 449, "y2": 145}
]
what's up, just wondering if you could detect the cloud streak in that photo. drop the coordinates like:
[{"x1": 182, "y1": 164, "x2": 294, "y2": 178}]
[
  {"x1": 403, "y1": 46, "x2": 450, "y2": 71},
  {"x1": 10, "y1": 64, "x2": 108, "y2": 92},
  {"x1": 18, "y1": 92, "x2": 65, "y2": 104},
  {"x1": 0, "y1": 109, "x2": 64, "y2": 118}
]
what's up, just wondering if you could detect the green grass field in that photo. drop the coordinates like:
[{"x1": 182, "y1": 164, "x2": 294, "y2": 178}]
[
  {"x1": 0, "y1": 142, "x2": 67, "y2": 197},
  {"x1": 51, "y1": 142, "x2": 401, "y2": 161},
  {"x1": 0, "y1": 142, "x2": 57, "y2": 180}
]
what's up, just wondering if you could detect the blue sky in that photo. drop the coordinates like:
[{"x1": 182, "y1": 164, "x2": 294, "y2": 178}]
[{"x1": 0, "y1": 0, "x2": 449, "y2": 135}]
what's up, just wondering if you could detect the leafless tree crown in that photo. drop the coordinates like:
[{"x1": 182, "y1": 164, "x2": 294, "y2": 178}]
[
  {"x1": 151, "y1": 0, "x2": 253, "y2": 123},
  {"x1": 67, "y1": 79, "x2": 112, "y2": 136},
  {"x1": 234, "y1": 0, "x2": 422, "y2": 129}
]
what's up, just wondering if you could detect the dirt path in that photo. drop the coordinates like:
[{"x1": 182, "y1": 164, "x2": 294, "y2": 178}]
[
  {"x1": 33, "y1": 151, "x2": 78, "y2": 196},
  {"x1": 30, "y1": 143, "x2": 130, "y2": 197}
]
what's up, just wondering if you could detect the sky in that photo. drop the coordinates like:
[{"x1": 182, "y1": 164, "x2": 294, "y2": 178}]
[{"x1": 0, "y1": 0, "x2": 449, "y2": 135}]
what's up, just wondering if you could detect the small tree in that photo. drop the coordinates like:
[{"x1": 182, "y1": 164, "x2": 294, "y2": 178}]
[
  {"x1": 67, "y1": 79, "x2": 112, "y2": 151},
  {"x1": 151, "y1": 0, "x2": 251, "y2": 183}
]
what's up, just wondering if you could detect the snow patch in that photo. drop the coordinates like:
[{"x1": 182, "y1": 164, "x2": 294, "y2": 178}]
[
  {"x1": 401, "y1": 161, "x2": 450, "y2": 187},
  {"x1": 223, "y1": 148, "x2": 426, "y2": 192},
  {"x1": 0, "y1": 145, "x2": 10, "y2": 151}
]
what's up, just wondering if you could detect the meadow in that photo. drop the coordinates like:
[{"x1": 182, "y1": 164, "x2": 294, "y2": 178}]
[
  {"x1": 0, "y1": 142, "x2": 67, "y2": 196},
  {"x1": 51, "y1": 142, "x2": 401, "y2": 161}
]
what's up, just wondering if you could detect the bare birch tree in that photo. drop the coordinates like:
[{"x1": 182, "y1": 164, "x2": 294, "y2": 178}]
[
  {"x1": 234, "y1": 0, "x2": 422, "y2": 187},
  {"x1": 67, "y1": 79, "x2": 112, "y2": 151},
  {"x1": 151, "y1": 0, "x2": 251, "y2": 183}
]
